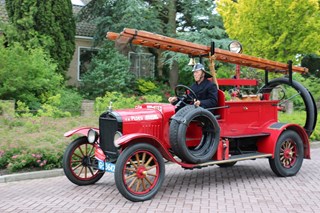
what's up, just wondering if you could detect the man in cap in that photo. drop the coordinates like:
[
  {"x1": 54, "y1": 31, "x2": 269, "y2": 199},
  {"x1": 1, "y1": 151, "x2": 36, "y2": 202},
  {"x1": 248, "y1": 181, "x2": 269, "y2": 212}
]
[{"x1": 168, "y1": 63, "x2": 218, "y2": 109}]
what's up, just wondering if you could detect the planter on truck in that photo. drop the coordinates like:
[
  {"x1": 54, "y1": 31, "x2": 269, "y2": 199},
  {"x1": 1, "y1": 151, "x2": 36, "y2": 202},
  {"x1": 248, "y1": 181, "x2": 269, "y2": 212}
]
[{"x1": 62, "y1": 28, "x2": 317, "y2": 202}]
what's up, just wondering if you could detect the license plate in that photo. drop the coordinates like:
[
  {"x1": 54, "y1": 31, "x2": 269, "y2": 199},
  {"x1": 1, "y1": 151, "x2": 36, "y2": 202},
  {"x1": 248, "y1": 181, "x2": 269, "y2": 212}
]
[{"x1": 97, "y1": 159, "x2": 115, "y2": 173}]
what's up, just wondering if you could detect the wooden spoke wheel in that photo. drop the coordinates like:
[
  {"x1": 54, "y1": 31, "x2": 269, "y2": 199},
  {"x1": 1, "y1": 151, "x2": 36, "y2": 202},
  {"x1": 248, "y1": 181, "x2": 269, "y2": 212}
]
[
  {"x1": 269, "y1": 130, "x2": 304, "y2": 177},
  {"x1": 115, "y1": 143, "x2": 165, "y2": 202},
  {"x1": 63, "y1": 137, "x2": 104, "y2": 185}
]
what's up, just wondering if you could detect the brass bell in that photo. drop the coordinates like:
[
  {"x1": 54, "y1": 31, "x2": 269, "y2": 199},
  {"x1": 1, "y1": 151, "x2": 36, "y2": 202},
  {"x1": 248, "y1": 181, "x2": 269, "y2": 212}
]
[{"x1": 188, "y1": 58, "x2": 196, "y2": 66}]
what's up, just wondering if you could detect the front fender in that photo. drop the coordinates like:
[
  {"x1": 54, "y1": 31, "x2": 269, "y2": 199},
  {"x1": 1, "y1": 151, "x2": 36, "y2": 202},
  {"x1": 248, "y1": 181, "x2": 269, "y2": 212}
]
[
  {"x1": 115, "y1": 133, "x2": 173, "y2": 161},
  {"x1": 257, "y1": 123, "x2": 310, "y2": 159},
  {"x1": 115, "y1": 133, "x2": 161, "y2": 148},
  {"x1": 64, "y1": 127, "x2": 99, "y2": 137}
]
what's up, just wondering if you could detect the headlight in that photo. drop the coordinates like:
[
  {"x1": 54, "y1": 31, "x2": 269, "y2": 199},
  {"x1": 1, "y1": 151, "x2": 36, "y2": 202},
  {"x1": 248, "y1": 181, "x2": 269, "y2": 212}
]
[
  {"x1": 228, "y1": 41, "x2": 243, "y2": 53},
  {"x1": 87, "y1": 129, "x2": 99, "y2": 143},
  {"x1": 113, "y1": 131, "x2": 122, "y2": 148}
]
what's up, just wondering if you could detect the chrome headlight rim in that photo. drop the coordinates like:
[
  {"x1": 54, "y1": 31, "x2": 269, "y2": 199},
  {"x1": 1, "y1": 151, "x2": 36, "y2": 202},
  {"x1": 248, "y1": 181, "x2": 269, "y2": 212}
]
[
  {"x1": 113, "y1": 131, "x2": 123, "y2": 148},
  {"x1": 228, "y1": 40, "x2": 243, "y2": 54},
  {"x1": 87, "y1": 128, "x2": 99, "y2": 143}
]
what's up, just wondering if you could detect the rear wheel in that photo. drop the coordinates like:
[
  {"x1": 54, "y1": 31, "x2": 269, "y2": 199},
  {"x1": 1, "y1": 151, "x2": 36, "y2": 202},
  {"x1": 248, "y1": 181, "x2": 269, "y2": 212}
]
[
  {"x1": 63, "y1": 137, "x2": 104, "y2": 185},
  {"x1": 269, "y1": 130, "x2": 304, "y2": 177},
  {"x1": 114, "y1": 143, "x2": 165, "y2": 202}
]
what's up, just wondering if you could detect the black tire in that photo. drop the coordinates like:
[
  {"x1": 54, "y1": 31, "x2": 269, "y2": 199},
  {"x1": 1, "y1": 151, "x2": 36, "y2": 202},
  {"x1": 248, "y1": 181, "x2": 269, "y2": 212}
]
[
  {"x1": 63, "y1": 136, "x2": 104, "y2": 185},
  {"x1": 114, "y1": 143, "x2": 165, "y2": 202},
  {"x1": 269, "y1": 130, "x2": 304, "y2": 177},
  {"x1": 170, "y1": 105, "x2": 220, "y2": 164},
  {"x1": 259, "y1": 77, "x2": 317, "y2": 137},
  {"x1": 217, "y1": 161, "x2": 237, "y2": 168}
]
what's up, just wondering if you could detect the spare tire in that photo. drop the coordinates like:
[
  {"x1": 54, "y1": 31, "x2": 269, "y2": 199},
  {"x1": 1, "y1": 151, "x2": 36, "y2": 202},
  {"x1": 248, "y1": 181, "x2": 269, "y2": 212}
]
[
  {"x1": 169, "y1": 105, "x2": 220, "y2": 164},
  {"x1": 259, "y1": 77, "x2": 317, "y2": 137}
]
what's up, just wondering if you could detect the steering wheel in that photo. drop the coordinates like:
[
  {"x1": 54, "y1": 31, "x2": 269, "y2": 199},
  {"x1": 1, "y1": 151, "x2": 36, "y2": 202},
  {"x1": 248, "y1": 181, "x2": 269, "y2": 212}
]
[{"x1": 174, "y1": 84, "x2": 198, "y2": 106}]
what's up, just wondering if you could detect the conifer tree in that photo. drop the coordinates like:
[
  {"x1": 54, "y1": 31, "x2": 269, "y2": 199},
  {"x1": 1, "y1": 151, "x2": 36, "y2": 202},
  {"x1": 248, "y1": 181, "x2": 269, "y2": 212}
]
[
  {"x1": 79, "y1": 0, "x2": 228, "y2": 88},
  {"x1": 5, "y1": 0, "x2": 76, "y2": 77}
]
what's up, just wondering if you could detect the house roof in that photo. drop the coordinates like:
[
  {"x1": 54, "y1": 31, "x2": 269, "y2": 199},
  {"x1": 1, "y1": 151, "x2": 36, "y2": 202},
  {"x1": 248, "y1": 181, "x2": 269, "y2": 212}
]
[
  {"x1": 0, "y1": 0, "x2": 95, "y2": 38},
  {"x1": 73, "y1": 3, "x2": 96, "y2": 38}
]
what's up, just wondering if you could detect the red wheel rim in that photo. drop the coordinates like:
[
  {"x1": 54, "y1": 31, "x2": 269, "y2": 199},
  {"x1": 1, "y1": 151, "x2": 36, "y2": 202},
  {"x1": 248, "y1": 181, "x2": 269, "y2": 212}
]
[
  {"x1": 279, "y1": 139, "x2": 297, "y2": 168},
  {"x1": 70, "y1": 143, "x2": 100, "y2": 180},
  {"x1": 123, "y1": 150, "x2": 160, "y2": 195}
]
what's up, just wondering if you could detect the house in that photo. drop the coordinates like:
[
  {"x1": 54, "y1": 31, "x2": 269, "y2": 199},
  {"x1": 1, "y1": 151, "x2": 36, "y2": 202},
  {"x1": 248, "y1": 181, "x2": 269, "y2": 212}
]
[
  {"x1": 0, "y1": 0, "x2": 155, "y2": 86},
  {"x1": 0, "y1": 0, "x2": 96, "y2": 87},
  {"x1": 70, "y1": 0, "x2": 97, "y2": 87}
]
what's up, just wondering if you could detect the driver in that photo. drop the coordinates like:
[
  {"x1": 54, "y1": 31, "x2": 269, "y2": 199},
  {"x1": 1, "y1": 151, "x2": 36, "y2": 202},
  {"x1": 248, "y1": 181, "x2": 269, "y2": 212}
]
[{"x1": 168, "y1": 63, "x2": 218, "y2": 109}]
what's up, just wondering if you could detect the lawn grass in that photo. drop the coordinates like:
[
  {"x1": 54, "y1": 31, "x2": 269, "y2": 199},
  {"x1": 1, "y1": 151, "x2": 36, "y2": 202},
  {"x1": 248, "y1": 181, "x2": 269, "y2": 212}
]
[
  {"x1": 0, "y1": 115, "x2": 98, "y2": 173},
  {"x1": 278, "y1": 111, "x2": 320, "y2": 141}
]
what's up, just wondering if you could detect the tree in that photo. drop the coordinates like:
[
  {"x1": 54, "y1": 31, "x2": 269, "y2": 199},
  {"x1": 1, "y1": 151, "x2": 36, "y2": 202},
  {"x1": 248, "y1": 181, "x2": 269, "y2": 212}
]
[
  {"x1": 80, "y1": 0, "x2": 229, "y2": 88},
  {"x1": 79, "y1": 0, "x2": 163, "y2": 42},
  {"x1": 80, "y1": 41, "x2": 136, "y2": 98},
  {"x1": 5, "y1": 0, "x2": 76, "y2": 77},
  {"x1": 301, "y1": 54, "x2": 320, "y2": 77},
  {"x1": 217, "y1": 0, "x2": 320, "y2": 63}
]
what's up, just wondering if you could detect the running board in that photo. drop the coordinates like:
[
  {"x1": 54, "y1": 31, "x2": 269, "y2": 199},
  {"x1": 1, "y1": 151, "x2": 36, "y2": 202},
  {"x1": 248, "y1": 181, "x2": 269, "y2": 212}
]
[
  {"x1": 223, "y1": 133, "x2": 270, "y2": 139},
  {"x1": 191, "y1": 152, "x2": 272, "y2": 169}
]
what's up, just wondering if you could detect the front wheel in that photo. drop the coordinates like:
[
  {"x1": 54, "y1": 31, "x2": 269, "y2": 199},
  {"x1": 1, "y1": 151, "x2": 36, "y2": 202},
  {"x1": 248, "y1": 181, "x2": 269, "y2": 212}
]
[
  {"x1": 63, "y1": 136, "x2": 104, "y2": 185},
  {"x1": 269, "y1": 130, "x2": 304, "y2": 177},
  {"x1": 115, "y1": 143, "x2": 165, "y2": 202}
]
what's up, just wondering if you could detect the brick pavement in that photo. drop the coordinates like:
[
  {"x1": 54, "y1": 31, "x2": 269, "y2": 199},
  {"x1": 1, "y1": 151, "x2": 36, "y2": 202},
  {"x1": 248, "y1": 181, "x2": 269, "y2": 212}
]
[{"x1": 0, "y1": 148, "x2": 320, "y2": 213}]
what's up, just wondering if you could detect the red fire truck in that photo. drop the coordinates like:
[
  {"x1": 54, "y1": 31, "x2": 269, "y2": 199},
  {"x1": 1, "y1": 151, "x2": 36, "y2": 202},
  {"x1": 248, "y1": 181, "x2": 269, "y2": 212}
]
[{"x1": 62, "y1": 29, "x2": 317, "y2": 202}]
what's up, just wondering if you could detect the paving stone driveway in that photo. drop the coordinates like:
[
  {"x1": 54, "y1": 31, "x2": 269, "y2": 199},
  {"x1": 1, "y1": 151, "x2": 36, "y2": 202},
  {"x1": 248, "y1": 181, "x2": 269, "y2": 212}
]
[{"x1": 1, "y1": 148, "x2": 320, "y2": 213}]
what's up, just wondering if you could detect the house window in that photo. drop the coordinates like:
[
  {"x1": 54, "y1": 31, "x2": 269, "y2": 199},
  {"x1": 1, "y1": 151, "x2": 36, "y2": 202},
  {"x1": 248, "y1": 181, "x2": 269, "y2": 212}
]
[
  {"x1": 78, "y1": 47, "x2": 99, "y2": 81},
  {"x1": 128, "y1": 52, "x2": 155, "y2": 78}
]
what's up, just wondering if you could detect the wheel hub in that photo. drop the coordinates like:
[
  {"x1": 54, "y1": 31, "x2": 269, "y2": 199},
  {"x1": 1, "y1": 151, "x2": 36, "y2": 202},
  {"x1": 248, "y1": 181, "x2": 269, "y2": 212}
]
[
  {"x1": 284, "y1": 149, "x2": 293, "y2": 159},
  {"x1": 82, "y1": 156, "x2": 90, "y2": 166},
  {"x1": 136, "y1": 166, "x2": 147, "y2": 179}
]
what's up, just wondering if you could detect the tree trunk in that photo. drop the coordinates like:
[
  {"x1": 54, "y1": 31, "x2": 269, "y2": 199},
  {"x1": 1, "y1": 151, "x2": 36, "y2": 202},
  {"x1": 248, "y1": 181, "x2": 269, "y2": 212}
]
[
  {"x1": 156, "y1": 49, "x2": 164, "y2": 77},
  {"x1": 167, "y1": 0, "x2": 178, "y2": 89},
  {"x1": 169, "y1": 59, "x2": 179, "y2": 89}
]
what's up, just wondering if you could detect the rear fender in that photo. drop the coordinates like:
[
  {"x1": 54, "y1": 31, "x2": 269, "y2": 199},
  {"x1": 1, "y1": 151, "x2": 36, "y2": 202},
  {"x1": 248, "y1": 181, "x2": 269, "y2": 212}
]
[
  {"x1": 286, "y1": 125, "x2": 310, "y2": 159},
  {"x1": 64, "y1": 127, "x2": 99, "y2": 137},
  {"x1": 116, "y1": 133, "x2": 174, "y2": 162},
  {"x1": 257, "y1": 123, "x2": 310, "y2": 159}
]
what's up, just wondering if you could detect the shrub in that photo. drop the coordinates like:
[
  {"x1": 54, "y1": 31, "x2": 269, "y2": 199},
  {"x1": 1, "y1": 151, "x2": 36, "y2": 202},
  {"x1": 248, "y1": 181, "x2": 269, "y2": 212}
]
[
  {"x1": 94, "y1": 91, "x2": 163, "y2": 114},
  {"x1": 95, "y1": 92, "x2": 141, "y2": 114},
  {"x1": 15, "y1": 101, "x2": 34, "y2": 117},
  {"x1": 37, "y1": 94, "x2": 71, "y2": 118},
  {"x1": 140, "y1": 94, "x2": 163, "y2": 103},
  {"x1": 3, "y1": 149, "x2": 63, "y2": 172},
  {"x1": 137, "y1": 79, "x2": 157, "y2": 94},
  {"x1": 80, "y1": 42, "x2": 136, "y2": 98},
  {"x1": 0, "y1": 40, "x2": 63, "y2": 109},
  {"x1": 15, "y1": 88, "x2": 83, "y2": 118},
  {"x1": 137, "y1": 78, "x2": 173, "y2": 102},
  {"x1": 0, "y1": 148, "x2": 21, "y2": 169},
  {"x1": 59, "y1": 88, "x2": 83, "y2": 116}
]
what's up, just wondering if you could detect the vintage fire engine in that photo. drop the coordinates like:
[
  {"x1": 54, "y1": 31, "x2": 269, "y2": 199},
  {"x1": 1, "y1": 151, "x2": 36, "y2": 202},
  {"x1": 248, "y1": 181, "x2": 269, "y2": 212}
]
[{"x1": 63, "y1": 29, "x2": 317, "y2": 202}]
